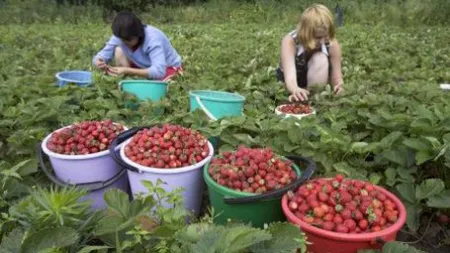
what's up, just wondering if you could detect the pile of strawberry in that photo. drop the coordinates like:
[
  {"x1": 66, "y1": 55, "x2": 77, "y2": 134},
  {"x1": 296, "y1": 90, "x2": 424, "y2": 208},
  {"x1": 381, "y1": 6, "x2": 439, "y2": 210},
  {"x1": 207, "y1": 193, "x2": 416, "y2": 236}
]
[
  {"x1": 278, "y1": 104, "x2": 313, "y2": 114},
  {"x1": 286, "y1": 174, "x2": 399, "y2": 233},
  {"x1": 47, "y1": 120, "x2": 125, "y2": 155},
  {"x1": 208, "y1": 146, "x2": 297, "y2": 194},
  {"x1": 124, "y1": 124, "x2": 209, "y2": 169}
]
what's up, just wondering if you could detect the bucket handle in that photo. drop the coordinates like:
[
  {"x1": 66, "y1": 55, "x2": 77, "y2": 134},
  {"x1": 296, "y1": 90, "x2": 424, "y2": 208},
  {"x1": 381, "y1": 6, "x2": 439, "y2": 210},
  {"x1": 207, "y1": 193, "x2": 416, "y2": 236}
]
[
  {"x1": 108, "y1": 126, "x2": 157, "y2": 173},
  {"x1": 36, "y1": 144, "x2": 126, "y2": 192},
  {"x1": 223, "y1": 155, "x2": 316, "y2": 204},
  {"x1": 195, "y1": 95, "x2": 218, "y2": 121}
]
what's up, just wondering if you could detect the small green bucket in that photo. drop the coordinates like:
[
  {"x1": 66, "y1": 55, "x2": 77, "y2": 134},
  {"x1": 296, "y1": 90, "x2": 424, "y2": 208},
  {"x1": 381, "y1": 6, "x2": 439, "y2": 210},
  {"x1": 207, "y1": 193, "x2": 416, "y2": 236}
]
[{"x1": 203, "y1": 155, "x2": 316, "y2": 228}]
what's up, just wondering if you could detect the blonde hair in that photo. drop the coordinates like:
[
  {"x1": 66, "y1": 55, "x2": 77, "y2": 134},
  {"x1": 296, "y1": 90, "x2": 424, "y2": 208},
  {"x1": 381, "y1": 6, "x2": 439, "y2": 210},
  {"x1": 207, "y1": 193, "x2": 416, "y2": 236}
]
[{"x1": 297, "y1": 4, "x2": 336, "y2": 52}]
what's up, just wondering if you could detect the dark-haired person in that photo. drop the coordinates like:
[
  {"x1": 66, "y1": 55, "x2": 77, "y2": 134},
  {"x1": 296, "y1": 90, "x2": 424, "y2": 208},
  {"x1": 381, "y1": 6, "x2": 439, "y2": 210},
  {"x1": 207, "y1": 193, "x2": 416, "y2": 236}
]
[{"x1": 92, "y1": 12, "x2": 183, "y2": 81}]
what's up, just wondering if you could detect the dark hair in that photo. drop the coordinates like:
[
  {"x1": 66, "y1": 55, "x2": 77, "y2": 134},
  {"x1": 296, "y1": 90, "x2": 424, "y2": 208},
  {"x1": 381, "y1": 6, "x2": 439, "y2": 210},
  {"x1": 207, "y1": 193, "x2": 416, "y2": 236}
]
[{"x1": 111, "y1": 11, "x2": 145, "y2": 43}]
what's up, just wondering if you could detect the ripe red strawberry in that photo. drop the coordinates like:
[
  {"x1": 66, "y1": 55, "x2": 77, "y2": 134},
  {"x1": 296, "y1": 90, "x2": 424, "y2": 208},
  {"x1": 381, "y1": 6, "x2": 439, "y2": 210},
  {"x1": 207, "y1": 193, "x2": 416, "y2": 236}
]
[
  {"x1": 359, "y1": 219, "x2": 368, "y2": 230},
  {"x1": 439, "y1": 214, "x2": 449, "y2": 224},
  {"x1": 323, "y1": 221, "x2": 335, "y2": 231},
  {"x1": 341, "y1": 208, "x2": 352, "y2": 220},
  {"x1": 318, "y1": 192, "x2": 329, "y2": 202},
  {"x1": 333, "y1": 214, "x2": 343, "y2": 224},
  {"x1": 343, "y1": 219, "x2": 357, "y2": 231},
  {"x1": 336, "y1": 224, "x2": 349, "y2": 233}
]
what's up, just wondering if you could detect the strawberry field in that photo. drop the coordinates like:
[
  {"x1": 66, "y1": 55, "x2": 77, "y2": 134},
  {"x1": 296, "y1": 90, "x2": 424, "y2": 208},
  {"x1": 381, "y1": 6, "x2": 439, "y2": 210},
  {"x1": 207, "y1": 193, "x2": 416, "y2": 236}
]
[{"x1": 1, "y1": 0, "x2": 450, "y2": 252}]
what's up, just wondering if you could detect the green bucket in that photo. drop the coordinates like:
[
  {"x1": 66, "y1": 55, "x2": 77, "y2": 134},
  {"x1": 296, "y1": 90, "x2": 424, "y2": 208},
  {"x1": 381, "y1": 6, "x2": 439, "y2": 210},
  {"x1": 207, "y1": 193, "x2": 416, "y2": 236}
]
[
  {"x1": 203, "y1": 155, "x2": 316, "y2": 228},
  {"x1": 189, "y1": 90, "x2": 245, "y2": 149},
  {"x1": 120, "y1": 80, "x2": 168, "y2": 114}
]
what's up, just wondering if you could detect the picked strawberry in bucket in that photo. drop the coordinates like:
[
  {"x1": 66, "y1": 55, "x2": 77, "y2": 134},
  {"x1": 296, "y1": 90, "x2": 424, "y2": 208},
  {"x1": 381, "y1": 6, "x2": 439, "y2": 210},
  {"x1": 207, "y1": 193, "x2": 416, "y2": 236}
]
[
  {"x1": 275, "y1": 103, "x2": 316, "y2": 119},
  {"x1": 281, "y1": 174, "x2": 407, "y2": 253}
]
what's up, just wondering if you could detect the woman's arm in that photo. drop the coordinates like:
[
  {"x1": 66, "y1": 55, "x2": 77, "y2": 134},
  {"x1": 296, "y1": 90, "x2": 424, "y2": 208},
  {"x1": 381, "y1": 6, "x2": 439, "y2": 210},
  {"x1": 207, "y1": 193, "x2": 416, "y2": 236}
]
[
  {"x1": 280, "y1": 35, "x2": 310, "y2": 101},
  {"x1": 329, "y1": 39, "x2": 344, "y2": 92},
  {"x1": 92, "y1": 36, "x2": 120, "y2": 67},
  {"x1": 280, "y1": 34, "x2": 299, "y2": 93}
]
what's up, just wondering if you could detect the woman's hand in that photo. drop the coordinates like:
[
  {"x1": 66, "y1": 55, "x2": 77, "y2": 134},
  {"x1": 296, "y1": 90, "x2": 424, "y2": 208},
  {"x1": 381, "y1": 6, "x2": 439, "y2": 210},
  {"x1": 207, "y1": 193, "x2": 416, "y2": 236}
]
[
  {"x1": 95, "y1": 58, "x2": 107, "y2": 70},
  {"x1": 289, "y1": 87, "x2": 310, "y2": 102},
  {"x1": 107, "y1": 67, "x2": 130, "y2": 77},
  {"x1": 333, "y1": 80, "x2": 344, "y2": 95}
]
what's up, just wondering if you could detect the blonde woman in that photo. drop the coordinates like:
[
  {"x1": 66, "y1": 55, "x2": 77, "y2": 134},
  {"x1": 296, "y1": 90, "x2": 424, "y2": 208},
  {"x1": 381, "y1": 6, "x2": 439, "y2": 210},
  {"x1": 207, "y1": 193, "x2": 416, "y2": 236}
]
[{"x1": 276, "y1": 4, "x2": 344, "y2": 102}]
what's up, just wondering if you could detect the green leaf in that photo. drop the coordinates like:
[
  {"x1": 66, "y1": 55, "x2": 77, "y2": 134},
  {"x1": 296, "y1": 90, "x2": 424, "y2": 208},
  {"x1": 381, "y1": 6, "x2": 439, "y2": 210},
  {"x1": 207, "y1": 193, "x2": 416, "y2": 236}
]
[
  {"x1": 103, "y1": 189, "x2": 130, "y2": 218},
  {"x1": 415, "y1": 150, "x2": 434, "y2": 165},
  {"x1": 94, "y1": 215, "x2": 126, "y2": 236},
  {"x1": 379, "y1": 131, "x2": 403, "y2": 148},
  {"x1": 427, "y1": 190, "x2": 450, "y2": 208},
  {"x1": 77, "y1": 246, "x2": 111, "y2": 253},
  {"x1": 350, "y1": 142, "x2": 368, "y2": 153},
  {"x1": 405, "y1": 203, "x2": 422, "y2": 232},
  {"x1": 249, "y1": 223, "x2": 303, "y2": 253},
  {"x1": 382, "y1": 241, "x2": 426, "y2": 253},
  {"x1": 402, "y1": 138, "x2": 430, "y2": 151},
  {"x1": 411, "y1": 118, "x2": 432, "y2": 130},
  {"x1": 368, "y1": 173, "x2": 381, "y2": 185},
  {"x1": 415, "y1": 179, "x2": 444, "y2": 200},
  {"x1": 396, "y1": 183, "x2": 416, "y2": 204},
  {"x1": 220, "y1": 225, "x2": 272, "y2": 253},
  {"x1": 396, "y1": 167, "x2": 416, "y2": 183},
  {"x1": 0, "y1": 228, "x2": 23, "y2": 253},
  {"x1": 21, "y1": 227, "x2": 79, "y2": 253},
  {"x1": 384, "y1": 168, "x2": 397, "y2": 187}
]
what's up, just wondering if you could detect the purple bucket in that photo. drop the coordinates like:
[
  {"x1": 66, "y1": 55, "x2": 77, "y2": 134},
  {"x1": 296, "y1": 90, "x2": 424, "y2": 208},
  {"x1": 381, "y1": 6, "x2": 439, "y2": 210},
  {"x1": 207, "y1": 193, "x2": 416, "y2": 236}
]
[
  {"x1": 119, "y1": 138, "x2": 214, "y2": 216},
  {"x1": 39, "y1": 124, "x2": 131, "y2": 209}
]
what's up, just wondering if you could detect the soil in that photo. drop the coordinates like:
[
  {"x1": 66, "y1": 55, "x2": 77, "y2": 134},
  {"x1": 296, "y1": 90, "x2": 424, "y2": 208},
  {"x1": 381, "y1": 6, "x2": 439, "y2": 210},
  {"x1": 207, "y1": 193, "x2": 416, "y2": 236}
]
[{"x1": 395, "y1": 214, "x2": 450, "y2": 253}]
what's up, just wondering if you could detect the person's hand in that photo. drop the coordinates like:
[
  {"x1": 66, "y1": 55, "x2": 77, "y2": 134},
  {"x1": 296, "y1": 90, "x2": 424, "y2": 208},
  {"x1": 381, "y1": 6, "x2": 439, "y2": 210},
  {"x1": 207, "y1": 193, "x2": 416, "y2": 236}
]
[
  {"x1": 289, "y1": 87, "x2": 310, "y2": 102},
  {"x1": 333, "y1": 81, "x2": 344, "y2": 95},
  {"x1": 107, "y1": 67, "x2": 129, "y2": 77},
  {"x1": 95, "y1": 58, "x2": 107, "y2": 70}
]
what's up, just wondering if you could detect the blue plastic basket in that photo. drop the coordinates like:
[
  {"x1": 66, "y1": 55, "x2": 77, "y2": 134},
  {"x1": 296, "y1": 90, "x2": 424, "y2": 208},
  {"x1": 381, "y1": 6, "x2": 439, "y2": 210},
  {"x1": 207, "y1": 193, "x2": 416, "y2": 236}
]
[{"x1": 55, "y1": 71, "x2": 92, "y2": 87}]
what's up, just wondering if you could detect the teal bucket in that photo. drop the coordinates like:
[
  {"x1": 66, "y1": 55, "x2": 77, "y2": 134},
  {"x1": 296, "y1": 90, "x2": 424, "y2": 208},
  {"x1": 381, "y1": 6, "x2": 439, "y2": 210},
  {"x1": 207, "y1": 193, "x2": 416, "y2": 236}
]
[
  {"x1": 119, "y1": 80, "x2": 168, "y2": 102},
  {"x1": 189, "y1": 90, "x2": 245, "y2": 121},
  {"x1": 189, "y1": 90, "x2": 245, "y2": 150},
  {"x1": 120, "y1": 80, "x2": 168, "y2": 115}
]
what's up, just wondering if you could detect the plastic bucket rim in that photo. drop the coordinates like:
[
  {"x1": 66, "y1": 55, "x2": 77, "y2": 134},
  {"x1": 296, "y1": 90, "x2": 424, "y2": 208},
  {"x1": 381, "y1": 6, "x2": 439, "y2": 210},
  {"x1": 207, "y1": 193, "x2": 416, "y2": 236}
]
[
  {"x1": 120, "y1": 138, "x2": 214, "y2": 174},
  {"x1": 55, "y1": 70, "x2": 92, "y2": 83},
  {"x1": 41, "y1": 123, "x2": 128, "y2": 160},
  {"x1": 275, "y1": 105, "x2": 316, "y2": 118},
  {"x1": 203, "y1": 158, "x2": 301, "y2": 197},
  {"x1": 119, "y1": 79, "x2": 168, "y2": 86},
  {"x1": 282, "y1": 178, "x2": 407, "y2": 242},
  {"x1": 189, "y1": 90, "x2": 246, "y2": 102}
]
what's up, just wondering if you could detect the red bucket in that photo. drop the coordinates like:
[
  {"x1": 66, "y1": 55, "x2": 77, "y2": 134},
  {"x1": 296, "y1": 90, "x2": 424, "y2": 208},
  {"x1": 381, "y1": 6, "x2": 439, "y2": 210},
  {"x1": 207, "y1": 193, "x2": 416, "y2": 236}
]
[{"x1": 281, "y1": 180, "x2": 407, "y2": 253}]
